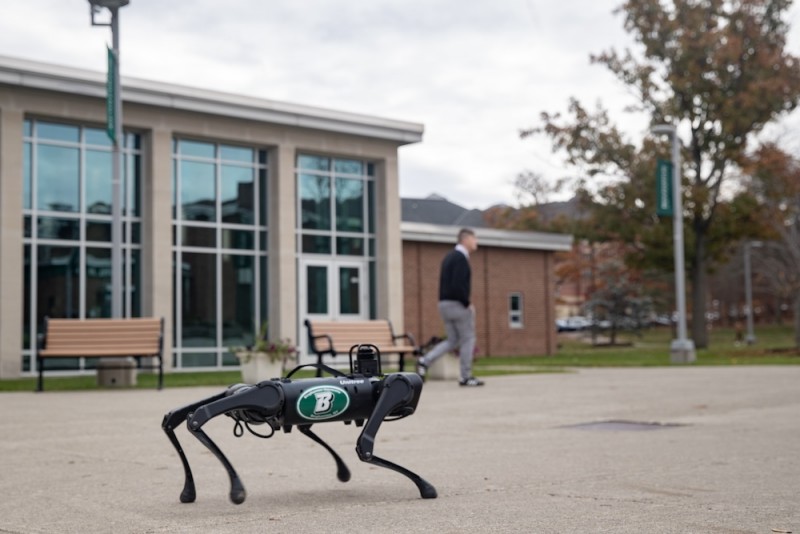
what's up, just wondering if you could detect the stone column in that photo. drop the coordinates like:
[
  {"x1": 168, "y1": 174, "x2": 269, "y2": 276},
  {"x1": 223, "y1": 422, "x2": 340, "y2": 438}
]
[
  {"x1": 0, "y1": 108, "x2": 24, "y2": 378},
  {"x1": 376, "y1": 153, "x2": 405, "y2": 328},
  {"x1": 270, "y1": 145, "x2": 297, "y2": 343},
  {"x1": 141, "y1": 128, "x2": 174, "y2": 370}
]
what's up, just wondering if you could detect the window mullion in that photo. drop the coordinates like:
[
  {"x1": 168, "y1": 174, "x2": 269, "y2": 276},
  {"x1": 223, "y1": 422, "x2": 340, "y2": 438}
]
[{"x1": 216, "y1": 154, "x2": 223, "y2": 367}]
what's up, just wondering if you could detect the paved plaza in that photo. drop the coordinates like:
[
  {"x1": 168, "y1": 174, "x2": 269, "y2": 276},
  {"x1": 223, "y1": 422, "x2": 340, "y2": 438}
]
[{"x1": 1, "y1": 366, "x2": 798, "y2": 533}]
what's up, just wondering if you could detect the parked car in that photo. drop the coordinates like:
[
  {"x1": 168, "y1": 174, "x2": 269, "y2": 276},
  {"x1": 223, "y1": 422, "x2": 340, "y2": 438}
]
[
  {"x1": 650, "y1": 314, "x2": 673, "y2": 326},
  {"x1": 595, "y1": 319, "x2": 612, "y2": 330},
  {"x1": 556, "y1": 316, "x2": 592, "y2": 332}
]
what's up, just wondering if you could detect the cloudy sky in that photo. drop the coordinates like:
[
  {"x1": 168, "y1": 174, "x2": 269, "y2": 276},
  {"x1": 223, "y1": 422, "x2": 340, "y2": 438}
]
[{"x1": 2, "y1": 0, "x2": 799, "y2": 209}]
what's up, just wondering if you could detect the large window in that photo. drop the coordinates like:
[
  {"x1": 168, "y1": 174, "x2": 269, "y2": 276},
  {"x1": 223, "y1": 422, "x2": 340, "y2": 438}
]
[
  {"x1": 172, "y1": 139, "x2": 268, "y2": 369},
  {"x1": 297, "y1": 154, "x2": 377, "y2": 318},
  {"x1": 22, "y1": 119, "x2": 142, "y2": 373},
  {"x1": 298, "y1": 155, "x2": 375, "y2": 256}
]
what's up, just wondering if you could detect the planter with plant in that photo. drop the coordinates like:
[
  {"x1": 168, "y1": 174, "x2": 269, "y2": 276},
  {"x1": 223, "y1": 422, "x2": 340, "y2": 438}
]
[{"x1": 230, "y1": 322, "x2": 296, "y2": 383}]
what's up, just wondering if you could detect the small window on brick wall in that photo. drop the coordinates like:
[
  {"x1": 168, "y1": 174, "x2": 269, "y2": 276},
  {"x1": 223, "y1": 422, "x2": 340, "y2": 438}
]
[{"x1": 509, "y1": 292, "x2": 523, "y2": 329}]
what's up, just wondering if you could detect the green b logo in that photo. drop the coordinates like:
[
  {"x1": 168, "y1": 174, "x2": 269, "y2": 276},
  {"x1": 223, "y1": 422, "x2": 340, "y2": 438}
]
[{"x1": 296, "y1": 385, "x2": 350, "y2": 421}]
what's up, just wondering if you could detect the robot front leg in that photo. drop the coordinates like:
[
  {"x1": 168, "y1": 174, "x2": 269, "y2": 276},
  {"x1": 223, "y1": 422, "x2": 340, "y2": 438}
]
[
  {"x1": 356, "y1": 373, "x2": 437, "y2": 499},
  {"x1": 162, "y1": 390, "x2": 229, "y2": 503},
  {"x1": 163, "y1": 382, "x2": 284, "y2": 504},
  {"x1": 186, "y1": 381, "x2": 284, "y2": 504}
]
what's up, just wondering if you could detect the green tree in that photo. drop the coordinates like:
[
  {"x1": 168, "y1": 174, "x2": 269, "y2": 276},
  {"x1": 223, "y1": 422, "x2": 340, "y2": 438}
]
[{"x1": 528, "y1": 0, "x2": 800, "y2": 348}]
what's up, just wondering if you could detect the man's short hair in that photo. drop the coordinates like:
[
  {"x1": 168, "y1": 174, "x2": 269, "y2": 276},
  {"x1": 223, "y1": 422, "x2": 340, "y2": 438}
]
[{"x1": 457, "y1": 228, "x2": 475, "y2": 243}]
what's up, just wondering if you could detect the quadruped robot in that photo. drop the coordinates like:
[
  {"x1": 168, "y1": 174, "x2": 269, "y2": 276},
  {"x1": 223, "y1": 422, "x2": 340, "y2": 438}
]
[{"x1": 162, "y1": 344, "x2": 437, "y2": 504}]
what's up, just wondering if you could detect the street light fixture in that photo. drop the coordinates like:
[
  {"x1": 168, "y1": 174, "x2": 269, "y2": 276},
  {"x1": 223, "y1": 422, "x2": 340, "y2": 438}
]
[
  {"x1": 744, "y1": 240, "x2": 763, "y2": 345},
  {"x1": 651, "y1": 124, "x2": 696, "y2": 363},
  {"x1": 89, "y1": 0, "x2": 130, "y2": 10},
  {"x1": 88, "y1": 0, "x2": 129, "y2": 319}
]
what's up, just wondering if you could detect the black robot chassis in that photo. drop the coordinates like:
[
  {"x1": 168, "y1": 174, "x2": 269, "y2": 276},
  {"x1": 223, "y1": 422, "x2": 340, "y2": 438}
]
[{"x1": 162, "y1": 344, "x2": 437, "y2": 504}]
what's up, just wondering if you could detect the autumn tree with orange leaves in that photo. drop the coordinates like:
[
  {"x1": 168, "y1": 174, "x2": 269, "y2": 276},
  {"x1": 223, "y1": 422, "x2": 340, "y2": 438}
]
[
  {"x1": 741, "y1": 143, "x2": 800, "y2": 347},
  {"x1": 526, "y1": 0, "x2": 800, "y2": 348}
]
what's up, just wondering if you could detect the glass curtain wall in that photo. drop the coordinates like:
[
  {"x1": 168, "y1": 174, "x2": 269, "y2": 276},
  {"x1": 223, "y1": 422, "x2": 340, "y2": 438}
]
[
  {"x1": 172, "y1": 139, "x2": 268, "y2": 370},
  {"x1": 22, "y1": 119, "x2": 142, "y2": 373},
  {"x1": 297, "y1": 154, "x2": 376, "y2": 317}
]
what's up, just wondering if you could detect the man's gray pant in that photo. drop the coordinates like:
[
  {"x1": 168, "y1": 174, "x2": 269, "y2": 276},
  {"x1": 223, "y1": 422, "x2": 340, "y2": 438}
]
[{"x1": 421, "y1": 300, "x2": 476, "y2": 380}]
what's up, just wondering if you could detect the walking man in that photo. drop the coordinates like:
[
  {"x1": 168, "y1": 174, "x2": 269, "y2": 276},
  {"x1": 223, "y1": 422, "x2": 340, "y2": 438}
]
[{"x1": 417, "y1": 228, "x2": 484, "y2": 387}]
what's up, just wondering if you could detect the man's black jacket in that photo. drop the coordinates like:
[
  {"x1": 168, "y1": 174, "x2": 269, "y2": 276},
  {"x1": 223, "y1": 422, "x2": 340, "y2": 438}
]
[{"x1": 438, "y1": 249, "x2": 470, "y2": 307}]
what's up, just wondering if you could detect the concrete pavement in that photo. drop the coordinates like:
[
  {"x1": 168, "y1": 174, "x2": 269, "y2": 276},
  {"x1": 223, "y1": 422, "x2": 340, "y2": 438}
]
[{"x1": 0, "y1": 366, "x2": 798, "y2": 533}]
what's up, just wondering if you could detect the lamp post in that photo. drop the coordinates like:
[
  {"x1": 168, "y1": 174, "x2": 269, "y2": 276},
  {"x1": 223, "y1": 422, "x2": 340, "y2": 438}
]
[
  {"x1": 89, "y1": 0, "x2": 129, "y2": 319},
  {"x1": 744, "y1": 240, "x2": 763, "y2": 345},
  {"x1": 651, "y1": 124, "x2": 696, "y2": 363}
]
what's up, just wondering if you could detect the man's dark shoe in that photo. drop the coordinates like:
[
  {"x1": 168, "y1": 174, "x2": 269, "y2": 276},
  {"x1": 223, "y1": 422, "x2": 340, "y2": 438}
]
[{"x1": 459, "y1": 377, "x2": 484, "y2": 387}]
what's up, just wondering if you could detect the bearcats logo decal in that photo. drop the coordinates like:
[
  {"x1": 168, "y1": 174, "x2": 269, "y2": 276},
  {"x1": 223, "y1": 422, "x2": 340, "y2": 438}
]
[{"x1": 296, "y1": 385, "x2": 350, "y2": 421}]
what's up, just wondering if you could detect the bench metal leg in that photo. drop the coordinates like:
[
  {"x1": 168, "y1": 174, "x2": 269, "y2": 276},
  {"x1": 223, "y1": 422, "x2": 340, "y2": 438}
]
[{"x1": 37, "y1": 361, "x2": 44, "y2": 392}]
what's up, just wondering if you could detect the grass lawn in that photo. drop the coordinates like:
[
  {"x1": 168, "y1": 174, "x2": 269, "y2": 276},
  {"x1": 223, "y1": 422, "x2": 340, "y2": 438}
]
[
  {"x1": 475, "y1": 323, "x2": 800, "y2": 374},
  {"x1": 2, "y1": 325, "x2": 797, "y2": 391},
  {"x1": 0, "y1": 370, "x2": 245, "y2": 393}
]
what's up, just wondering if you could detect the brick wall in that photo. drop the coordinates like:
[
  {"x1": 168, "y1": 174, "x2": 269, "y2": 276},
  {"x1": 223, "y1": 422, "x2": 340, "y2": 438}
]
[{"x1": 402, "y1": 241, "x2": 556, "y2": 357}]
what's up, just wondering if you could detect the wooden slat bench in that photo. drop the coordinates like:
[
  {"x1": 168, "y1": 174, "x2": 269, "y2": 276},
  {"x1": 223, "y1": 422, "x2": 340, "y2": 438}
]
[
  {"x1": 304, "y1": 319, "x2": 420, "y2": 375},
  {"x1": 37, "y1": 317, "x2": 164, "y2": 392}
]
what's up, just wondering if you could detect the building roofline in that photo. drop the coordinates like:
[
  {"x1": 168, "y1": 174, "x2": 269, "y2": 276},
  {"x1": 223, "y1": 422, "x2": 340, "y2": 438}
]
[
  {"x1": 401, "y1": 222, "x2": 573, "y2": 251},
  {"x1": 0, "y1": 55, "x2": 424, "y2": 144}
]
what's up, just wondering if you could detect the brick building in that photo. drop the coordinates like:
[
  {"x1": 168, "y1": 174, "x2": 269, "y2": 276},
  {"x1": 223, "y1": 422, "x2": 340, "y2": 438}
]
[{"x1": 401, "y1": 222, "x2": 572, "y2": 357}]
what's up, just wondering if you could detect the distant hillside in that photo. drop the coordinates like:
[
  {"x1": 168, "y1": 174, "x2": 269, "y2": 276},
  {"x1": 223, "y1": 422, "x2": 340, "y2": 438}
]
[
  {"x1": 401, "y1": 194, "x2": 489, "y2": 227},
  {"x1": 401, "y1": 194, "x2": 586, "y2": 230}
]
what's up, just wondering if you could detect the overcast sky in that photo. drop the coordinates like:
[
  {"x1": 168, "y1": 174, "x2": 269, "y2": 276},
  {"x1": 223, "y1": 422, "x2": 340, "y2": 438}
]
[{"x1": 2, "y1": 1, "x2": 799, "y2": 209}]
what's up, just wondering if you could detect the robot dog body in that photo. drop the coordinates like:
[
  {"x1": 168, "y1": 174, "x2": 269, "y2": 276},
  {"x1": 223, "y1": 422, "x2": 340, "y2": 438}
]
[{"x1": 162, "y1": 345, "x2": 437, "y2": 504}]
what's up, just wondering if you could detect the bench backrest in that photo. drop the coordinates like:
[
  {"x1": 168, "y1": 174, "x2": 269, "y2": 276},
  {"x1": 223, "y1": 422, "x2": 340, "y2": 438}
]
[
  {"x1": 40, "y1": 317, "x2": 163, "y2": 357},
  {"x1": 306, "y1": 319, "x2": 406, "y2": 353}
]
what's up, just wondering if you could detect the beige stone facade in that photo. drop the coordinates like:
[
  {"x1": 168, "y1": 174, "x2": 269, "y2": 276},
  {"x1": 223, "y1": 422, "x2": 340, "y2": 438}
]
[{"x1": 0, "y1": 55, "x2": 421, "y2": 378}]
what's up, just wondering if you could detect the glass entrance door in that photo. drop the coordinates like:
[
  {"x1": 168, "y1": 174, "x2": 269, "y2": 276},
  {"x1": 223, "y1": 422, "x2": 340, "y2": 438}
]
[
  {"x1": 299, "y1": 259, "x2": 368, "y2": 360},
  {"x1": 301, "y1": 260, "x2": 367, "y2": 321}
]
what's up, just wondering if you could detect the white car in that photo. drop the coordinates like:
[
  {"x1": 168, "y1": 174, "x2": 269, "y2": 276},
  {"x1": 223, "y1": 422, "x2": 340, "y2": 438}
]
[{"x1": 556, "y1": 316, "x2": 592, "y2": 332}]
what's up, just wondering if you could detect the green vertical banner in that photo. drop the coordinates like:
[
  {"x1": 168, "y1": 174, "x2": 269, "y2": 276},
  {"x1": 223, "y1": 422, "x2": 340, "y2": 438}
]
[
  {"x1": 106, "y1": 46, "x2": 116, "y2": 144},
  {"x1": 656, "y1": 159, "x2": 673, "y2": 217}
]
